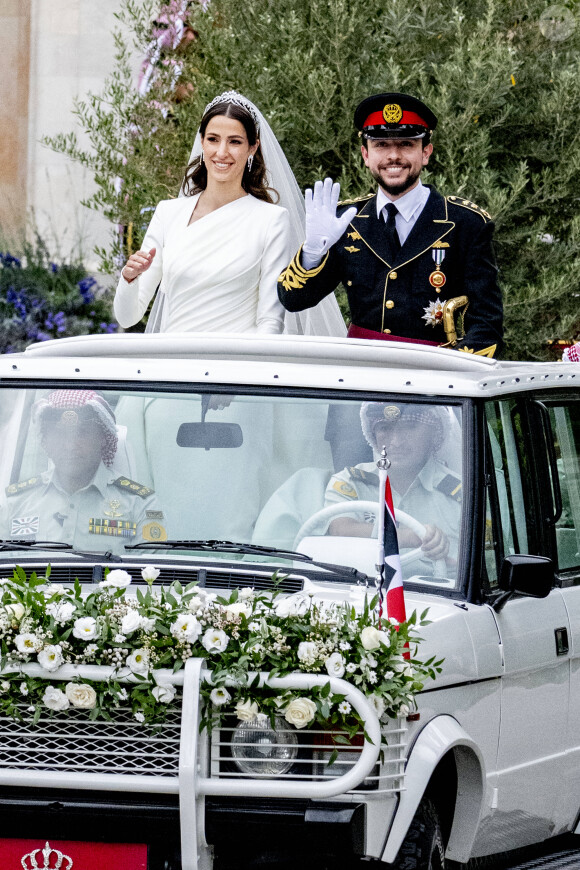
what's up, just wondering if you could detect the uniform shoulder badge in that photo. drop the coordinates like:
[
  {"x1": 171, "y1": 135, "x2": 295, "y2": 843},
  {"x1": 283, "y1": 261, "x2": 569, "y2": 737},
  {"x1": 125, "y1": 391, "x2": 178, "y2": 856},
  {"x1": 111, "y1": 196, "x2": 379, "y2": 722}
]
[
  {"x1": 446, "y1": 195, "x2": 491, "y2": 221},
  {"x1": 5, "y1": 477, "x2": 44, "y2": 497},
  {"x1": 348, "y1": 467, "x2": 379, "y2": 486},
  {"x1": 435, "y1": 473, "x2": 462, "y2": 503},
  {"x1": 338, "y1": 192, "x2": 374, "y2": 207},
  {"x1": 331, "y1": 479, "x2": 358, "y2": 500},
  {"x1": 112, "y1": 477, "x2": 155, "y2": 499}
]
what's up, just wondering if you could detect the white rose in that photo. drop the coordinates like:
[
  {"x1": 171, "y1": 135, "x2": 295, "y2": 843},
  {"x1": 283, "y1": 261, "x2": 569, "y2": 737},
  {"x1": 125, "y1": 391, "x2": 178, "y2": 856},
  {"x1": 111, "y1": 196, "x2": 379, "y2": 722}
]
[
  {"x1": 275, "y1": 595, "x2": 307, "y2": 618},
  {"x1": 170, "y1": 614, "x2": 202, "y2": 643},
  {"x1": 141, "y1": 617, "x2": 156, "y2": 633},
  {"x1": 37, "y1": 644, "x2": 64, "y2": 672},
  {"x1": 325, "y1": 652, "x2": 345, "y2": 678},
  {"x1": 399, "y1": 703, "x2": 411, "y2": 717},
  {"x1": 368, "y1": 693, "x2": 386, "y2": 718},
  {"x1": 0, "y1": 681, "x2": 10, "y2": 693},
  {"x1": 210, "y1": 687, "x2": 231, "y2": 706},
  {"x1": 126, "y1": 648, "x2": 149, "y2": 674},
  {"x1": 5, "y1": 602, "x2": 24, "y2": 620},
  {"x1": 65, "y1": 682, "x2": 97, "y2": 709},
  {"x1": 72, "y1": 617, "x2": 98, "y2": 640},
  {"x1": 121, "y1": 610, "x2": 143, "y2": 636},
  {"x1": 360, "y1": 626, "x2": 389, "y2": 651},
  {"x1": 46, "y1": 601, "x2": 76, "y2": 624},
  {"x1": 223, "y1": 601, "x2": 251, "y2": 620},
  {"x1": 15, "y1": 633, "x2": 40, "y2": 653},
  {"x1": 284, "y1": 697, "x2": 317, "y2": 729},
  {"x1": 235, "y1": 698, "x2": 260, "y2": 721},
  {"x1": 152, "y1": 682, "x2": 176, "y2": 704},
  {"x1": 43, "y1": 686, "x2": 70, "y2": 711},
  {"x1": 239, "y1": 587, "x2": 254, "y2": 600},
  {"x1": 134, "y1": 711, "x2": 145, "y2": 723},
  {"x1": 297, "y1": 641, "x2": 318, "y2": 664},
  {"x1": 141, "y1": 565, "x2": 160, "y2": 583},
  {"x1": 99, "y1": 569, "x2": 132, "y2": 589},
  {"x1": 201, "y1": 628, "x2": 229, "y2": 653}
]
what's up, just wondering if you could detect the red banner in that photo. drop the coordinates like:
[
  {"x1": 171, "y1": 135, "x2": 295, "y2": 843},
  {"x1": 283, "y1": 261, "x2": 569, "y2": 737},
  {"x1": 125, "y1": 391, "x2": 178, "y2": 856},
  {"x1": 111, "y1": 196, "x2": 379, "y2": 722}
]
[{"x1": 0, "y1": 838, "x2": 147, "y2": 869}]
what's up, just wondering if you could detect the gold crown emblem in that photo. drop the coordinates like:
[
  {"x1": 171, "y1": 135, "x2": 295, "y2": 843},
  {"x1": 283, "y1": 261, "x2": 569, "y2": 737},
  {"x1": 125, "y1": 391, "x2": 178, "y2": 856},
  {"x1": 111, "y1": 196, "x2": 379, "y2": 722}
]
[
  {"x1": 383, "y1": 103, "x2": 403, "y2": 124},
  {"x1": 21, "y1": 841, "x2": 73, "y2": 869},
  {"x1": 60, "y1": 410, "x2": 78, "y2": 426}
]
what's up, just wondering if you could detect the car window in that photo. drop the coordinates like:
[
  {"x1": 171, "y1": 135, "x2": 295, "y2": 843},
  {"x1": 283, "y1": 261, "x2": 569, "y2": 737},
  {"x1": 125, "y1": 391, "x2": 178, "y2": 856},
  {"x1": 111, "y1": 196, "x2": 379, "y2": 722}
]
[
  {"x1": 0, "y1": 387, "x2": 463, "y2": 586},
  {"x1": 545, "y1": 402, "x2": 580, "y2": 573},
  {"x1": 484, "y1": 400, "x2": 530, "y2": 591}
]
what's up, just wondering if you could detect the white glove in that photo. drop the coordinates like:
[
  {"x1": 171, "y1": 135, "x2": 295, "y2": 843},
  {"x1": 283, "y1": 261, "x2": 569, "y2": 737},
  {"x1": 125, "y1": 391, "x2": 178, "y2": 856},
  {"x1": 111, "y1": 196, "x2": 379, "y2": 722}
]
[{"x1": 303, "y1": 178, "x2": 357, "y2": 260}]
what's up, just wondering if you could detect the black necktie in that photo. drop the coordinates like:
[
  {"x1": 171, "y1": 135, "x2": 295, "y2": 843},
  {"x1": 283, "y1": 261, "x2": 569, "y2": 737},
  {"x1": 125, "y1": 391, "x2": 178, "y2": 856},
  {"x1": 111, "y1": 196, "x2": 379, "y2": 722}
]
[{"x1": 384, "y1": 202, "x2": 401, "y2": 260}]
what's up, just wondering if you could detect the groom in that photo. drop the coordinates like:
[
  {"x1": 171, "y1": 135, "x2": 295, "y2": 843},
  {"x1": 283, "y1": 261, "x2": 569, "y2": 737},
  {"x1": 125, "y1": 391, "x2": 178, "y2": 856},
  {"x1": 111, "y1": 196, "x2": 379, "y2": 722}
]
[{"x1": 278, "y1": 92, "x2": 503, "y2": 357}]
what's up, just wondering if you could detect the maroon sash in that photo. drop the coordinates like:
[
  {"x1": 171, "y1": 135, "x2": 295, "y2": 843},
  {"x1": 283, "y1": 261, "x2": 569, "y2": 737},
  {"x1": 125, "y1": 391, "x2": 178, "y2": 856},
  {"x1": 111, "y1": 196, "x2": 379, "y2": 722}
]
[{"x1": 347, "y1": 324, "x2": 438, "y2": 346}]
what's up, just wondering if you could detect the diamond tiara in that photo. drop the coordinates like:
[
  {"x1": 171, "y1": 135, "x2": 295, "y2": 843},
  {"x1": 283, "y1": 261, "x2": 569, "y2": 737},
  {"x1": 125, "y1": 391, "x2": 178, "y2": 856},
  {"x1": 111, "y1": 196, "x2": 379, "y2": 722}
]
[{"x1": 202, "y1": 91, "x2": 260, "y2": 131}]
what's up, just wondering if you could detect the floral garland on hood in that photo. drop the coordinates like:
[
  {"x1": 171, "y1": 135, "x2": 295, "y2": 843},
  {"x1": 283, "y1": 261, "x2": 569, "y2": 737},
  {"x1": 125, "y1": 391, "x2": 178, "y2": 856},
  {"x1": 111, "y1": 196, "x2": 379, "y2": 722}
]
[{"x1": 0, "y1": 567, "x2": 442, "y2": 734}]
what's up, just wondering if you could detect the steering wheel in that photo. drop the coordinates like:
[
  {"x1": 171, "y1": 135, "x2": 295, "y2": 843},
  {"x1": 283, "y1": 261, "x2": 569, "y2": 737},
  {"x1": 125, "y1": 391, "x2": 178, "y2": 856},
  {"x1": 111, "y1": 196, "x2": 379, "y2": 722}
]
[{"x1": 293, "y1": 501, "x2": 447, "y2": 575}]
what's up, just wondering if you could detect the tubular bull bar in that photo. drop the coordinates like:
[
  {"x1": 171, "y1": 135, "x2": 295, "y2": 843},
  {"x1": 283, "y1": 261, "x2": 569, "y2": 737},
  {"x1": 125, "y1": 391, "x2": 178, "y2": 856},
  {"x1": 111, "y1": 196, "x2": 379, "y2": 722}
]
[{"x1": 0, "y1": 659, "x2": 384, "y2": 870}]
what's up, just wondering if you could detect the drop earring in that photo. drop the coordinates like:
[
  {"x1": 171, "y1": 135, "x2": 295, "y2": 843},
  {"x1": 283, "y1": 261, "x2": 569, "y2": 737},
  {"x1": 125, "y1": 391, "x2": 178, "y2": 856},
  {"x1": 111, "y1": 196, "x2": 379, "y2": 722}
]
[
  {"x1": 247, "y1": 155, "x2": 254, "y2": 171},
  {"x1": 200, "y1": 149, "x2": 204, "y2": 164}
]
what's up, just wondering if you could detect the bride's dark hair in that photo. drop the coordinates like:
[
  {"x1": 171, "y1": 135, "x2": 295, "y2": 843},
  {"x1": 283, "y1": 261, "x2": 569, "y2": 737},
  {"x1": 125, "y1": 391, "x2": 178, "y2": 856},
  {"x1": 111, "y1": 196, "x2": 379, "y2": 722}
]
[{"x1": 182, "y1": 101, "x2": 278, "y2": 203}]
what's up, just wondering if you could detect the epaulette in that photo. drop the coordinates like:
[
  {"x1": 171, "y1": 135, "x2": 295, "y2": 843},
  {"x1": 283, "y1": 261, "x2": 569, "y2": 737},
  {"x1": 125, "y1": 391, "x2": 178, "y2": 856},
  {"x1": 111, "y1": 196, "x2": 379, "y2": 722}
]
[
  {"x1": 348, "y1": 466, "x2": 379, "y2": 486},
  {"x1": 446, "y1": 195, "x2": 491, "y2": 221},
  {"x1": 435, "y1": 473, "x2": 462, "y2": 503},
  {"x1": 5, "y1": 477, "x2": 44, "y2": 497},
  {"x1": 338, "y1": 193, "x2": 374, "y2": 206},
  {"x1": 112, "y1": 477, "x2": 155, "y2": 499}
]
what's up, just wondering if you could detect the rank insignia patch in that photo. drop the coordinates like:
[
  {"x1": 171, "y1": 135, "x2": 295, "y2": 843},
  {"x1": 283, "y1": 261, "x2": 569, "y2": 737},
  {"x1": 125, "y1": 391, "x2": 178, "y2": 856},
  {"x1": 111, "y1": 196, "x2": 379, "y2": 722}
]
[
  {"x1": 142, "y1": 521, "x2": 168, "y2": 542},
  {"x1": 344, "y1": 245, "x2": 360, "y2": 253},
  {"x1": 112, "y1": 477, "x2": 154, "y2": 498}
]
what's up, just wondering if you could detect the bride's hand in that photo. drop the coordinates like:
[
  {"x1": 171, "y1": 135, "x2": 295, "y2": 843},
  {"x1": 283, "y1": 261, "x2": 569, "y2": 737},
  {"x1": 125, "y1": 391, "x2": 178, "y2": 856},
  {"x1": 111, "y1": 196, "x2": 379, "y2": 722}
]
[{"x1": 122, "y1": 248, "x2": 157, "y2": 283}]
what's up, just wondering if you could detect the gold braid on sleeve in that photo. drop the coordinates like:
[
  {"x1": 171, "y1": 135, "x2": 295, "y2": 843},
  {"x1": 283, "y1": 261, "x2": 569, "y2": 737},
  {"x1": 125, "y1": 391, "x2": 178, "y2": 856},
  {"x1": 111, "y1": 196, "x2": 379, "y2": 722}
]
[{"x1": 279, "y1": 247, "x2": 330, "y2": 292}]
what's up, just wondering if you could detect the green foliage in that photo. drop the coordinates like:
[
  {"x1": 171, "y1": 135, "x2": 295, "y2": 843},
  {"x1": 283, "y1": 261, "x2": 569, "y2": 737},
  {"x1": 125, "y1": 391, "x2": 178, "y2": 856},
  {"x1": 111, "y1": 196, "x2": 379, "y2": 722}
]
[
  {"x1": 44, "y1": 0, "x2": 580, "y2": 359},
  {"x1": 0, "y1": 234, "x2": 117, "y2": 353}
]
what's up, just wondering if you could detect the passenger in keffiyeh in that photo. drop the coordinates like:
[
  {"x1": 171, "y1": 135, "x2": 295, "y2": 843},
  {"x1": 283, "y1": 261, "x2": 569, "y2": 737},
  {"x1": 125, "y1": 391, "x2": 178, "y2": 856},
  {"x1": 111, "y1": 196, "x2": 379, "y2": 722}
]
[
  {"x1": 324, "y1": 401, "x2": 461, "y2": 570},
  {"x1": 0, "y1": 390, "x2": 166, "y2": 553},
  {"x1": 563, "y1": 344, "x2": 580, "y2": 362}
]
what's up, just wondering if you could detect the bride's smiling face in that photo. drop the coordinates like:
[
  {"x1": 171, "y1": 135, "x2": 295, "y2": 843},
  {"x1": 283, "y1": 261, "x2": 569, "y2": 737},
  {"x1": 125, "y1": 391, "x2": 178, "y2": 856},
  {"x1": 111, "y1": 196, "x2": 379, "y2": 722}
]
[{"x1": 202, "y1": 115, "x2": 258, "y2": 187}]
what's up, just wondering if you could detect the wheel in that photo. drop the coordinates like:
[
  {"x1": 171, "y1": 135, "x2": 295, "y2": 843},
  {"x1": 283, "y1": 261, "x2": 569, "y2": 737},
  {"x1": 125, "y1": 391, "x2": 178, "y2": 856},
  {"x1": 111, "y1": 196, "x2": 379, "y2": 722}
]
[
  {"x1": 391, "y1": 799, "x2": 446, "y2": 870},
  {"x1": 293, "y1": 502, "x2": 448, "y2": 576}
]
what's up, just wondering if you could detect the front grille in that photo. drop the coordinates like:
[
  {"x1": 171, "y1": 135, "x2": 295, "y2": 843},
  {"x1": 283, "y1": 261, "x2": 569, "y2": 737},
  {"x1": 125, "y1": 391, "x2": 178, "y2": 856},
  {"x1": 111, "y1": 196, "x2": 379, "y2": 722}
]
[
  {"x1": 0, "y1": 705, "x2": 182, "y2": 777},
  {"x1": 0, "y1": 563, "x2": 304, "y2": 593}
]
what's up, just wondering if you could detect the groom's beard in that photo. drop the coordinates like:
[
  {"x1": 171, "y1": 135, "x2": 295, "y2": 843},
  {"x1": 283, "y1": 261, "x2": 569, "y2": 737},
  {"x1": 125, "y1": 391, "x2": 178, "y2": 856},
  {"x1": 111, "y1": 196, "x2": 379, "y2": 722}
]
[{"x1": 370, "y1": 164, "x2": 422, "y2": 197}]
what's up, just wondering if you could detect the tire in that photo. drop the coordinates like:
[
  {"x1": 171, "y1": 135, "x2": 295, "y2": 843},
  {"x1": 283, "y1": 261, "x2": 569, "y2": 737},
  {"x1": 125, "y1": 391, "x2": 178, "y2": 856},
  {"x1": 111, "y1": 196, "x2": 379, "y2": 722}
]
[{"x1": 391, "y1": 798, "x2": 446, "y2": 870}]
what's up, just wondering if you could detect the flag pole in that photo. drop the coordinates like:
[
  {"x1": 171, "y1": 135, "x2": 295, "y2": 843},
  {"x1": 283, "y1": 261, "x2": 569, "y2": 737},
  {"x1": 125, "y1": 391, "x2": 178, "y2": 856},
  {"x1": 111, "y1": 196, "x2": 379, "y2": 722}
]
[{"x1": 375, "y1": 445, "x2": 390, "y2": 622}]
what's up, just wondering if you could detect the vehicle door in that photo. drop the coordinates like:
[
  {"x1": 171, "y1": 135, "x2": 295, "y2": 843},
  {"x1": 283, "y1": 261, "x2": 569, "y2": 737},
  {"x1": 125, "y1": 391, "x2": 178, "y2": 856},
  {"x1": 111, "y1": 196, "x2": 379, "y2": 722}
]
[
  {"x1": 533, "y1": 396, "x2": 580, "y2": 833},
  {"x1": 476, "y1": 396, "x2": 570, "y2": 852}
]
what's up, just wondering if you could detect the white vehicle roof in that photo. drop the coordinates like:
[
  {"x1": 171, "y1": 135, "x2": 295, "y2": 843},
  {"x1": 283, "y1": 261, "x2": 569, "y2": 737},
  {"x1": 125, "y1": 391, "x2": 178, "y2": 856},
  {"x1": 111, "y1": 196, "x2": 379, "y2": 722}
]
[{"x1": 3, "y1": 332, "x2": 576, "y2": 399}]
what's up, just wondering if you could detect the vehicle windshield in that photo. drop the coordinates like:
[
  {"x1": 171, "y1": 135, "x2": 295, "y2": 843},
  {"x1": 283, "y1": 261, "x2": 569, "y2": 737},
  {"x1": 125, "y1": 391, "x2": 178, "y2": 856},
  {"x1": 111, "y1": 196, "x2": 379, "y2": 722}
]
[{"x1": 0, "y1": 387, "x2": 463, "y2": 589}]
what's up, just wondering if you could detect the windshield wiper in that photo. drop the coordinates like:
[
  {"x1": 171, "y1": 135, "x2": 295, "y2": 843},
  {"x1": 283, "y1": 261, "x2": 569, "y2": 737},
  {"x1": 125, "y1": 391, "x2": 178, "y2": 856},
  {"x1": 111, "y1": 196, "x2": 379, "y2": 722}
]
[
  {"x1": 126, "y1": 539, "x2": 369, "y2": 583},
  {"x1": 0, "y1": 540, "x2": 123, "y2": 562}
]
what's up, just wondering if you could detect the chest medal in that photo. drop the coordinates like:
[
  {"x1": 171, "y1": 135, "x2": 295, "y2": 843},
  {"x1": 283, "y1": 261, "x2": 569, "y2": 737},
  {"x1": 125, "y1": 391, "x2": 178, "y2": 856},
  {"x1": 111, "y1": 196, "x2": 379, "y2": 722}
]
[{"x1": 429, "y1": 244, "x2": 448, "y2": 290}]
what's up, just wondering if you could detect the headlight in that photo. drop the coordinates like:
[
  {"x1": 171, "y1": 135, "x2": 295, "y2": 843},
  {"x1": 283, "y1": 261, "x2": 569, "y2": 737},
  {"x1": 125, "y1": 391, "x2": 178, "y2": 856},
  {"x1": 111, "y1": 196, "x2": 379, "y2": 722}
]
[{"x1": 231, "y1": 716, "x2": 298, "y2": 776}]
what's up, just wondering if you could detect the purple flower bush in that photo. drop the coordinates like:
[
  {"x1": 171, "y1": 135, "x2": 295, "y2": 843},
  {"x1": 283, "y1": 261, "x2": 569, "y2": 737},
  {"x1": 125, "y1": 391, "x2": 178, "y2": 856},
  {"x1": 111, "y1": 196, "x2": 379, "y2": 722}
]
[{"x1": 0, "y1": 241, "x2": 117, "y2": 353}]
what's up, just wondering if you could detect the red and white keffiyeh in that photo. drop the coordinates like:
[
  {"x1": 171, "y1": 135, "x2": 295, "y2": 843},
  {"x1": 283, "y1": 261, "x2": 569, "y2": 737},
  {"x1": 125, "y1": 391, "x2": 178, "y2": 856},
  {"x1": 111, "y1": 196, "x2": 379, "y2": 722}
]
[{"x1": 34, "y1": 390, "x2": 118, "y2": 467}]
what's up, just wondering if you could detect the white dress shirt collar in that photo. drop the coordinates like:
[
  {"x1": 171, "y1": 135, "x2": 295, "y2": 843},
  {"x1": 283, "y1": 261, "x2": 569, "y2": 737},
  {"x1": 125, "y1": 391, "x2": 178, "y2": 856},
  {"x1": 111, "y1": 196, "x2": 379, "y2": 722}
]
[{"x1": 376, "y1": 181, "x2": 430, "y2": 224}]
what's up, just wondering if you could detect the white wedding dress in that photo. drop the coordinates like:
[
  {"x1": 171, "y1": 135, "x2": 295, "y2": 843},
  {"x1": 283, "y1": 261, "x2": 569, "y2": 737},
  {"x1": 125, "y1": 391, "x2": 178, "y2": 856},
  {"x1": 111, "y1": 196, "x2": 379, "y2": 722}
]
[{"x1": 114, "y1": 193, "x2": 289, "y2": 334}]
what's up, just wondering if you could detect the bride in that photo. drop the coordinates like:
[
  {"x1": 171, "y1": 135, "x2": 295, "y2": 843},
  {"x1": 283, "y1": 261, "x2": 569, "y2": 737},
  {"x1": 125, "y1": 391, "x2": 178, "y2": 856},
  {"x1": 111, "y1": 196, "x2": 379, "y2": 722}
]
[{"x1": 114, "y1": 90, "x2": 345, "y2": 337}]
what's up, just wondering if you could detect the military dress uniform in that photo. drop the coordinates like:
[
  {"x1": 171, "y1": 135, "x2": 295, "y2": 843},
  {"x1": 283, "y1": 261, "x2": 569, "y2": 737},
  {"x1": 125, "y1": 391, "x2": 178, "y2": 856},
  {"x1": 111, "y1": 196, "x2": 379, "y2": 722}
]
[
  {"x1": 0, "y1": 462, "x2": 167, "y2": 555},
  {"x1": 279, "y1": 187, "x2": 503, "y2": 356}
]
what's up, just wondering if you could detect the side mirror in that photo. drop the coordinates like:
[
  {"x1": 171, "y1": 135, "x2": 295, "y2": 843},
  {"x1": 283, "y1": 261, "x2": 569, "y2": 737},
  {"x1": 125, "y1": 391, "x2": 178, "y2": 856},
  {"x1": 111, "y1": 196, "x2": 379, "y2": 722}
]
[
  {"x1": 176, "y1": 422, "x2": 243, "y2": 451},
  {"x1": 494, "y1": 554, "x2": 554, "y2": 612}
]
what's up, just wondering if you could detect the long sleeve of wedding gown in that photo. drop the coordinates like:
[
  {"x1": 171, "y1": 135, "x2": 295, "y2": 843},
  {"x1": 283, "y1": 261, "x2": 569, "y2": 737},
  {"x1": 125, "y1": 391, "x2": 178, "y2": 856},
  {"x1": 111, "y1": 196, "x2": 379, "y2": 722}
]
[{"x1": 113, "y1": 203, "x2": 166, "y2": 329}]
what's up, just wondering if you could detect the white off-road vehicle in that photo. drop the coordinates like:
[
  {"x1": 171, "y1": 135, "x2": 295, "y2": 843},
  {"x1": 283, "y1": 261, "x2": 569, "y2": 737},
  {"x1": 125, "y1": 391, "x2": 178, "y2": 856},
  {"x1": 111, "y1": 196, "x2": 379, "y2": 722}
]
[{"x1": 0, "y1": 332, "x2": 578, "y2": 870}]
